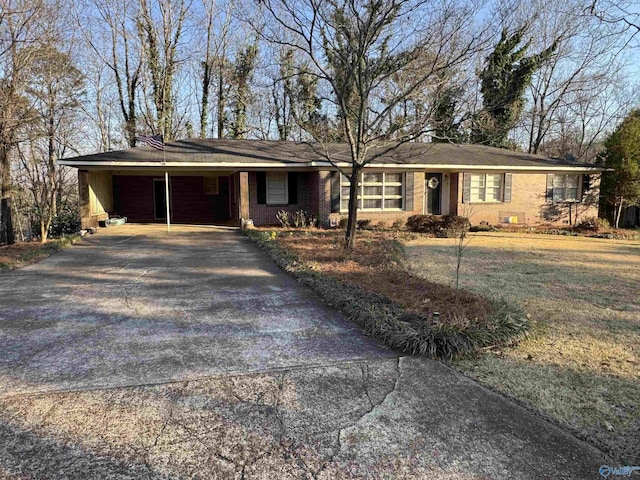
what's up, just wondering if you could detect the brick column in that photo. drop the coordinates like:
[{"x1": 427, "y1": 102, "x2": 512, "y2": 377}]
[{"x1": 239, "y1": 171, "x2": 250, "y2": 225}]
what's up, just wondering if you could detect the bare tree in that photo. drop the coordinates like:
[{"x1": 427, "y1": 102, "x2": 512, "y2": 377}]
[
  {"x1": 16, "y1": 45, "x2": 83, "y2": 242},
  {"x1": 256, "y1": 0, "x2": 484, "y2": 249},
  {"x1": 0, "y1": 0, "x2": 55, "y2": 245},
  {"x1": 76, "y1": 0, "x2": 144, "y2": 148},
  {"x1": 137, "y1": 0, "x2": 191, "y2": 141}
]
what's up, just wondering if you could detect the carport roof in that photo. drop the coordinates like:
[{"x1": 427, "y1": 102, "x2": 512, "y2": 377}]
[{"x1": 59, "y1": 138, "x2": 603, "y2": 172}]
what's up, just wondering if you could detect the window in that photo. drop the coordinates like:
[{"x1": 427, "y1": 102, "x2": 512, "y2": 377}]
[
  {"x1": 549, "y1": 174, "x2": 580, "y2": 202},
  {"x1": 266, "y1": 173, "x2": 288, "y2": 204},
  {"x1": 203, "y1": 177, "x2": 219, "y2": 195},
  {"x1": 340, "y1": 172, "x2": 404, "y2": 211},
  {"x1": 470, "y1": 173, "x2": 502, "y2": 202}
]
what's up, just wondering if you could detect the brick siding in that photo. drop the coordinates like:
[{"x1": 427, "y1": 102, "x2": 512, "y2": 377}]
[
  {"x1": 249, "y1": 172, "x2": 312, "y2": 226},
  {"x1": 455, "y1": 172, "x2": 600, "y2": 225}
]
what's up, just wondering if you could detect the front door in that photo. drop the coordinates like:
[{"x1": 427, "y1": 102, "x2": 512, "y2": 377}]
[
  {"x1": 153, "y1": 179, "x2": 169, "y2": 219},
  {"x1": 425, "y1": 173, "x2": 442, "y2": 215}
]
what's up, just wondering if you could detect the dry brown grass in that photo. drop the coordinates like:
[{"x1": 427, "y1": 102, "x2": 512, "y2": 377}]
[
  {"x1": 405, "y1": 231, "x2": 640, "y2": 462},
  {"x1": 0, "y1": 236, "x2": 79, "y2": 270},
  {"x1": 275, "y1": 230, "x2": 492, "y2": 327}
]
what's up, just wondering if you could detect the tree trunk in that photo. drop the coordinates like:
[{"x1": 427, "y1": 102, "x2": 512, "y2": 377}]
[
  {"x1": 217, "y1": 59, "x2": 225, "y2": 139},
  {"x1": 344, "y1": 164, "x2": 362, "y2": 250},
  {"x1": 0, "y1": 143, "x2": 15, "y2": 245},
  {"x1": 615, "y1": 198, "x2": 624, "y2": 228}
]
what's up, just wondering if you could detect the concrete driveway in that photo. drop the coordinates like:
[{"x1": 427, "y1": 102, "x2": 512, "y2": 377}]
[{"x1": 0, "y1": 225, "x2": 606, "y2": 479}]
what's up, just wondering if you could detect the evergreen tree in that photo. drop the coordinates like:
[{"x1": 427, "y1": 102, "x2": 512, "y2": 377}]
[
  {"x1": 228, "y1": 42, "x2": 258, "y2": 139},
  {"x1": 473, "y1": 26, "x2": 559, "y2": 148},
  {"x1": 600, "y1": 109, "x2": 640, "y2": 227}
]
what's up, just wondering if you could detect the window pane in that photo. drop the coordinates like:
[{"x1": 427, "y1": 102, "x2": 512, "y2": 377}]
[
  {"x1": 566, "y1": 188, "x2": 578, "y2": 200},
  {"x1": 363, "y1": 198, "x2": 382, "y2": 209},
  {"x1": 385, "y1": 173, "x2": 402, "y2": 183},
  {"x1": 470, "y1": 186, "x2": 484, "y2": 202},
  {"x1": 553, "y1": 175, "x2": 565, "y2": 188},
  {"x1": 363, "y1": 186, "x2": 382, "y2": 196},
  {"x1": 385, "y1": 185, "x2": 402, "y2": 196},
  {"x1": 384, "y1": 198, "x2": 402, "y2": 209},
  {"x1": 486, "y1": 174, "x2": 501, "y2": 187},
  {"x1": 566, "y1": 175, "x2": 579, "y2": 188},
  {"x1": 553, "y1": 189, "x2": 564, "y2": 201},
  {"x1": 341, "y1": 186, "x2": 351, "y2": 198},
  {"x1": 486, "y1": 187, "x2": 501, "y2": 202},
  {"x1": 267, "y1": 173, "x2": 287, "y2": 204},
  {"x1": 341, "y1": 199, "x2": 350, "y2": 211},
  {"x1": 470, "y1": 174, "x2": 485, "y2": 188},
  {"x1": 363, "y1": 173, "x2": 382, "y2": 183}
]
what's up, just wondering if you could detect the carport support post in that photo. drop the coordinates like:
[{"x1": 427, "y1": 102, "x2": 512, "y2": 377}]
[{"x1": 165, "y1": 171, "x2": 171, "y2": 232}]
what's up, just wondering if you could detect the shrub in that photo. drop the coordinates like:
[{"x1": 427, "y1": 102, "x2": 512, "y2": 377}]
[
  {"x1": 469, "y1": 224, "x2": 493, "y2": 232},
  {"x1": 406, "y1": 214, "x2": 470, "y2": 238},
  {"x1": 392, "y1": 218, "x2": 406, "y2": 230},
  {"x1": 276, "y1": 210, "x2": 290, "y2": 228},
  {"x1": 574, "y1": 217, "x2": 608, "y2": 233},
  {"x1": 48, "y1": 208, "x2": 81, "y2": 238},
  {"x1": 357, "y1": 219, "x2": 372, "y2": 230}
]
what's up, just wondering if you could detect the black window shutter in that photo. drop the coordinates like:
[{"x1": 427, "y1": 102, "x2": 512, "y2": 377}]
[
  {"x1": 581, "y1": 174, "x2": 591, "y2": 202},
  {"x1": 546, "y1": 174, "x2": 554, "y2": 202},
  {"x1": 257, "y1": 172, "x2": 266, "y2": 204},
  {"x1": 404, "y1": 172, "x2": 414, "y2": 211},
  {"x1": 503, "y1": 173, "x2": 512, "y2": 203},
  {"x1": 462, "y1": 173, "x2": 471, "y2": 203},
  {"x1": 330, "y1": 171, "x2": 340, "y2": 213},
  {"x1": 288, "y1": 172, "x2": 298, "y2": 205}
]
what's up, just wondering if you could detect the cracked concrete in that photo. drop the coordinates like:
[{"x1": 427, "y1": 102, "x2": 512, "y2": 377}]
[{"x1": 0, "y1": 225, "x2": 606, "y2": 479}]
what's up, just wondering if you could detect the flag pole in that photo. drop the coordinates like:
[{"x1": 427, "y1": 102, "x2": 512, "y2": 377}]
[{"x1": 163, "y1": 147, "x2": 170, "y2": 233}]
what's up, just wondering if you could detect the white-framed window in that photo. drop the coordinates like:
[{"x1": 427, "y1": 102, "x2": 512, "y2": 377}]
[
  {"x1": 550, "y1": 174, "x2": 580, "y2": 202},
  {"x1": 469, "y1": 173, "x2": 502, "y2": 202},
  {"x1": 340, "y1": 172, "x2": 404, "y2": 211},
  {"x1": 266, "y1": 172, "x2": 288, "y2": 204}
]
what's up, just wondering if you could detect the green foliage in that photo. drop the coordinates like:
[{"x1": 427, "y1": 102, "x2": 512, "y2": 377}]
[
  {"x1": 600, "y1": 109, "x2": 640, "y2": 226},
  {"x1": 246, "y1": 230, "x2": 529, "y2": 359},
  {"x1": 406, "y1": 215, "x2": 470, "y2": 237},
  {"x1": 431, "y1": 84, "x2": 465, "y2": 143},
  {"x1": 229, "y1": 42, "x2": 259, "y2": 139},
  {"x1": 473, "y1": 26, "x2": 559, "y2": 148}
]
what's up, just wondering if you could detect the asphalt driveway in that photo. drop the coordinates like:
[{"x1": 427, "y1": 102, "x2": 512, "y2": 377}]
[{"x1": 0, "y1": 225, "x2": 607, "y2": 479}]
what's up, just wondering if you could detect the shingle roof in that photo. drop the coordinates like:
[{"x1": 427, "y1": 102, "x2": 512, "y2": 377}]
[{"x1": 60, "y1": 138, "x2": 601, "y2": 170}]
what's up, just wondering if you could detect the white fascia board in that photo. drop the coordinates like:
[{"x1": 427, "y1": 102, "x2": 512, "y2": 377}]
[
  {"x1": 59, "y1": 159, "x2": 603, "y2": 173},
  {"x1": 317, "y1": 162, "x2": 604, "y2": 172},
  {"x1": 58, "y1": 161, "x2": 312, "y2": 168}
]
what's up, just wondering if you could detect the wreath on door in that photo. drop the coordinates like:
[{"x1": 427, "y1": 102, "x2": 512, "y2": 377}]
[{"x1": 427, "y1": 176, "x2": 440, "y2": 189}]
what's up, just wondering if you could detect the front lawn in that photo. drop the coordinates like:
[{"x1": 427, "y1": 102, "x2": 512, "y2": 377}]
[{"x1": 405, "y1": 232, "x2": 639, "y2": 463}]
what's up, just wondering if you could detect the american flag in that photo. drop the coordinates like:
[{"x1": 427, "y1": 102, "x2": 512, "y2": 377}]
[{"x1": 136, "y1": 134, "x2": 164, "y2": 150}]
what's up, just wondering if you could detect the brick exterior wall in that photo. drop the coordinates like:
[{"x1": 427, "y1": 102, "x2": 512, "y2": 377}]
[
  {"x1": 455, "y1": 172, "x2": 600, "y2": 226},
  {"x1": 249, "y1": 172, "x2": 312, "y2": 226}
]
